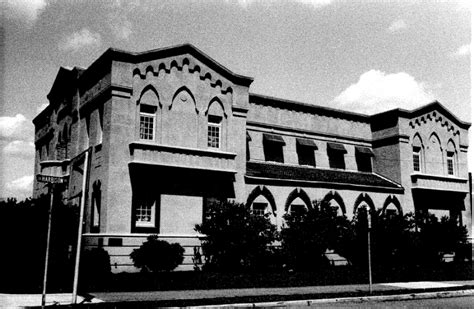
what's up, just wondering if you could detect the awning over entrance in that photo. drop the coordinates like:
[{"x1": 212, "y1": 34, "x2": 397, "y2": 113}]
[{"x1": 412, "y1": 188, "x2": 466, "y2": 211}]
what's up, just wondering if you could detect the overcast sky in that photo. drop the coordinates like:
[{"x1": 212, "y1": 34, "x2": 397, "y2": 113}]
[{"x1": 1, "y1": 0, "x2": 471, "y2": 200}]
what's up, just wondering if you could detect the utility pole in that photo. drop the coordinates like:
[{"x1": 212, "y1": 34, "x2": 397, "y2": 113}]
[
  {"x1": 41, "y1": 184, "x2": 54, "y2": 309},
  {"x1": 367, "y1": 207, "x2": 373, "y2": 295},
  {"x1": 72, "y1": 150, "x2": 89, "y2": 304}
]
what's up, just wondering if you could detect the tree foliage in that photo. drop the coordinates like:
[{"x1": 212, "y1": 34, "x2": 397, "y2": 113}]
[
  {"x1": 195, "y1": 200, "x2": 278, "y2": 272},
  {"x1": 130, "y1": 235, "x2": 184, "y2": 273},
  {"x1": 280, "y1": 199, "x2": 352, "y2": 271}
]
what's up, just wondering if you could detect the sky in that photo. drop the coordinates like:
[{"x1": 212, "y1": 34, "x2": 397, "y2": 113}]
[{"x1": 0, "y1": 0, "x2": 472, "y2": 200}]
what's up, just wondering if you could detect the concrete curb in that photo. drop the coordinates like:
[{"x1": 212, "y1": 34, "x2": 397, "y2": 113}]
[{"x1": 190, "y1": 289, "x2": 474, "y2": 308}]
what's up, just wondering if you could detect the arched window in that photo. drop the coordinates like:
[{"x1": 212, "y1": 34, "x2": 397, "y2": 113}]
[
  {"x1": 246, "y1": 186, "x2": 277, "y2": 225},
  {"x1": 284, "y1": 188, "x2": 312, "y2": 215},
  {"x1": 206, "y1": 98, "x2": 226, "y2": 149},
  {"x1": 412, "y1": 134, "x2": 424, "y2": 172},
  {"x1": 353, "y1": 193, "x2": 376, "y2": 216},
  {"x1": 382, "y1": 195, "x2": 402, "y2": 217},
  {"x1": 322, "y1": 191, "x2": 346, "y2": 215},
  {"x1": 137, "y1": 86, "x2": 161, "y2": 141},
  {"x1": 446, "y1": 139, "x2": 457, "y2": 176}
]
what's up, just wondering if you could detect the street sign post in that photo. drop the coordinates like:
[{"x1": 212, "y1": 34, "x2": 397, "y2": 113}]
[{"x1": 37, "y1": 174, "x2": 67, "y2": 184}]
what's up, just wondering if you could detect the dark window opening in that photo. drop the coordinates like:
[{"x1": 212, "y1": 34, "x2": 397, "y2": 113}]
[
  {"x1": 263, "y1": 134, "x2": 285, "y2": 163},
  {"x1": 356, "y1": 154, "x2": 372, "y2": 172},
  {"x1": 297, "y1": 138, "x2": 317, "y2": 167},
  {"x1": 252, "y1": 202, "x2": 268, "y2": 216},
  {"x1": 297, "y1": 145, "x2": 316, "y2": 166},
  {"x1": 328, "y1": 150, "x2": 345, "y2": 169}
]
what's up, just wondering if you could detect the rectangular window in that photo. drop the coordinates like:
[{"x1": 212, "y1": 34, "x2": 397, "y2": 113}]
[
  {"x1": 327, "y1": 143, "x2": 347, "y2": 170},
  {"x1": 252, "y1": 202, "x2": 268, "y2": 216},
  {"x1": 355, "y1": 147, "x2": 374, "y2": 172},
  {"x1": 139, "y1": 105, "x2": 156, "y2": 141},
  {"x1": 297, "y1": 138, "x2": 317, "y2": 166},
  {"x1": 263, "y1": 133, "x2": 285, "y2": 163},
  {"x1": 413, "y1": 148, "x2": 421, "y2": 172},
  {"x1": 447, "y1": 153, "x2": 454, "y2": 175},
  {"x1": 207, "y1": 115, "x2": 221, "y2": 149},
  {"x1": 135, "y1": 200, "x2": 156, "y2": 228}
]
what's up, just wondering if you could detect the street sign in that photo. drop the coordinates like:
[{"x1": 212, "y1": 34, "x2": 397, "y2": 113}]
[{"x1": 36, "y1": 174, "x2": 67, "y2": 184}]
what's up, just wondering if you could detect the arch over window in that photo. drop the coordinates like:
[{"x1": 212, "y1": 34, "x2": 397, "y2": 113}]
[
  {"x1": 137, "y1": 85, "x2": 161, "y2": 108},
  {"x1": 205, "y1": 97, "x2": 227, "y2": 118},
  {"x1": 446, "y1": 139, "x2": 457, "y2": 176},
  {"x1": 206, "y1": 98, "x2": 225, "y2": 149},
  {"x1": 382, "y1": 195, "x2": 402, "y2": 216},
  {"x1": 322, "y1": 191, "x2": 346, "y2": 215},
  {"x1": 426, "y1": 132, "x2": 443, "y2": 175},
  {"x1": 412, "y1": 133, "x2": 424, "y2": 172},
  {"x1": 246, "y1": 186, "x2": 277, "y2": 215},
  {"x1": 284, "y1": 188, "x2": 312, "y2": 212},
  {"x1": 353, "y1": 193, "x2": 376, "y2": 215},
  {"x1": 170, "y1": 86, "x2": 198, "y2": 113}
]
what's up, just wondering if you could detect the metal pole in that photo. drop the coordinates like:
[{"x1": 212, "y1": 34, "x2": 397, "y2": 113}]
[
  {"x1": 72, "y1": 150, "x2": 89, "y2": 303},
  {"x1": 367, "y1": 208, "x2": 373, "y2": 294},
  {"x1": 41, "y1": 184, "x2": 54, "y2": 308}
]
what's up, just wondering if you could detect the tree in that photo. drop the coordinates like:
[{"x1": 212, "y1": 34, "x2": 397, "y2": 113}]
[
  {"x1": 130, "y1": 235, "x2": 184, "y2": 273},
  {"x1": 280, "y1": 199, "x2": 352, "y2": 271},
  {"x1": 195, "y1": 200, "x2": 278, "y2": 272}
]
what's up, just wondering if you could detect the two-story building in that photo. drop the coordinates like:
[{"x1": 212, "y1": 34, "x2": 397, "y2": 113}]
[{"x1": 33, "y1": 44, "x2": 471, "y2": 272}]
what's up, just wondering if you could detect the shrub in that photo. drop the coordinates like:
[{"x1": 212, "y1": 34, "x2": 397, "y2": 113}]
[
  {"x1": 80, "y1": 247, "x2": 111, "y2": 289},
  {"x1": 195, "y1": 200, "x2": 278, "y2": 272},
  {"x1": 130, "y1": 235, "x2": 184, "y2": 273},
  {"x1": 280, "y1": 199, "x2": 352, "y2": 271}
]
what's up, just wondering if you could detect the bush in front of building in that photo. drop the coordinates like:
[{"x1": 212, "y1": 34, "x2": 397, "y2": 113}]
[
  {"x1": 80, "y1": 247, "x2": 111, "y2": 290},
  {"x1": 130, "y1": 235, "x2": 185, "y2": 273},
  {"x1": 195, "y1": 200, "x2": 278, "y2": 272},
  {"x1": 280, "y1": 199, "x2": 352, "y2": 271}
]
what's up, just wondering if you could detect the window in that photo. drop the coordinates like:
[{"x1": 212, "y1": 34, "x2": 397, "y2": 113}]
[
  {"x1": 263, "y1": 133, "x2": 285, "y2": 163},
  {"x1": 327, "y1": 142, "x2": 346, "y2": 169},
  {"x1": 413, "y1": 147, "x2": 421, "y2": 172},
  {"x1": 355, "y1": 146, "x2": 373, "y2": 172},
  {"x1": 207, "y1": 115, "x2": 221, "y2": 149},
  {"x1": 296, "y1": 138, "x2": 317, "y2": 166},
  {"x1": 252, "y1": 202, "x2": 269, "y2": 216},
  {"x1": 447, "y1": 152, "x2": 454, "y2": 175},
  {"x1": 289, "y1": 204, "x2": 306, "y2": 216},
  {"x1": 139, "y1": 104, "x2": 156, "y2": 141},
  {"x1": 135, "y1": 199, "x2": 156, "y2": 227}
]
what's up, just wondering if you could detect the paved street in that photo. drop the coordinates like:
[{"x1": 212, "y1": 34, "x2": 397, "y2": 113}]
[
  {"x1": 313, "y1": 295, "x2": 474, "y2": 308},
  {"x1": 2, "y1": 280, "x2": 473, "y2": 308}
]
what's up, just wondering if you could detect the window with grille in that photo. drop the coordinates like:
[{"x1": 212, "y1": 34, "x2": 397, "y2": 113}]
[
  {"x1": 139, "y1": 104, "x2": 156, "y2": 141},
  {"x1": 207, "y1": 115, "x2": 221, "y2": 148},
  {"x1": 447, "y1": 153, "x2": 454, "y2": 175},
  {"x1": 135, "y1": 200, "x2": 155, "y2": 227},
  {"x1": 252, "y1": 202, "x2": 268, "y2": 216},
  {"x1": 413, "y1": 148, "x2": 421, "y2": 172}
]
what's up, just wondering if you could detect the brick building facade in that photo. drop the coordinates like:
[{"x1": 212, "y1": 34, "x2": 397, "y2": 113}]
[{"x1": 33, "y1": 44, "x2": 471, "y2": 272}]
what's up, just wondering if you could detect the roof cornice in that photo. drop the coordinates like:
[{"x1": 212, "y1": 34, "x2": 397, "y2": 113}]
[
  {"x1": 249, "y1": 93, "x2": 370, "y2": 122},
  {"x1": 371, "y1": 101, "x2": 470, "y2": 130},
  {"x1": 81, "y1": 43, "x2": 253, "y2": 87}
]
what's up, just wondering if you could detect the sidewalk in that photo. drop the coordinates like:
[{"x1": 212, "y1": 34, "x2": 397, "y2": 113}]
[{"x1": 2, "y1": 280, "x2": 474, "y2": 308}]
